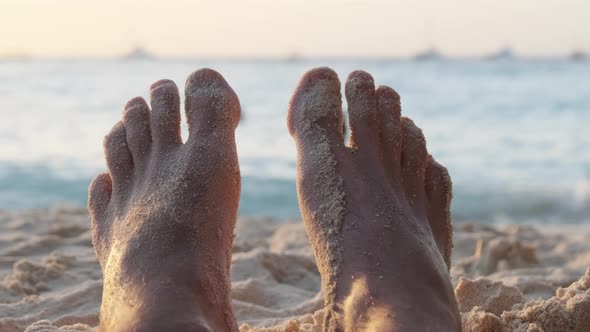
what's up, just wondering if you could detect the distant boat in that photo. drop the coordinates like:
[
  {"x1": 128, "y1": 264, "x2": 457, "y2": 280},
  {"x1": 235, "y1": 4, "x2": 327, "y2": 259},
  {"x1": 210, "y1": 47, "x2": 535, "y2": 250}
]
[
  {"x1": 284, "y1": 52, "x2": 304, "y2": 62},
  {"x1": 413, "y1": 48, "x2": 444, "y2": 61},
  {"x1": 485, "y1": 47, "x2": 515, "y2": 61},
  {"x1": 122, "y1": 47, "x2": 156, "y2": 61},
  {"x1": 570, "y1": 50, "x2": 588, "y2": 61}
]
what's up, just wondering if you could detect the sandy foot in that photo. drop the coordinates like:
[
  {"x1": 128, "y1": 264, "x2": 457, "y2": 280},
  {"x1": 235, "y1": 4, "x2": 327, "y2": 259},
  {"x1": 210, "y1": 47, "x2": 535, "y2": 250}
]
[
  {"x1": 287, "y1": 67, "x2": 460, "y2": 331},
  {"x1": 88, "y1": 69, "x2": 241, "y2": 331}
]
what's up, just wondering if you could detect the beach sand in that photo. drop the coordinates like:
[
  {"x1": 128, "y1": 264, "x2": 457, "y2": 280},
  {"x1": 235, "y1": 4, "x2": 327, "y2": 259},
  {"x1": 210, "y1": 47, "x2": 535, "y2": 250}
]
[{"x1": 0, "y1": 206, "x2": 588, "y2": 331}]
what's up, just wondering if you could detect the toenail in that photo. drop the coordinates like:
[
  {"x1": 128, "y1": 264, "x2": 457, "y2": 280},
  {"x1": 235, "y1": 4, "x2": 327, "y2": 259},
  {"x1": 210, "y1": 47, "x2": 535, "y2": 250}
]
[
  {"x1": 125, "y1": 97, "x2": 145, "y2": 110},
  {"x1": 187, "y1": 68, "x2": 223, "y2": 84},
  {"x1": 377, "y1": 86, "x2": 400, "y2": 101},
  {"x1": 308, "y1": 67, "x2": 338, "y2": 80},
  {"x1": 185, "y1": 75, "x2": 228, "y2": 97},
  {"x1": 347, "y1": 71, "x2": 374, "y2": 86},
  {"x1": 150, "y1": 79, "x2": 176, "y2": 91}
]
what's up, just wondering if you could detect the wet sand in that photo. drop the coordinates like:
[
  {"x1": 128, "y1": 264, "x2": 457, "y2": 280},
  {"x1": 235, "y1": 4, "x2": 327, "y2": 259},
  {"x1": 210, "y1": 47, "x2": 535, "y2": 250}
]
[{"x1": 0, "y1": 206, "x2": 588, "y2": 331}]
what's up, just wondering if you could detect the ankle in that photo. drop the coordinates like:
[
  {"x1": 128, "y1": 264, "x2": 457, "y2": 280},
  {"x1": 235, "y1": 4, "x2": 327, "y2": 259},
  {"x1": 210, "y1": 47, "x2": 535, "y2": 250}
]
[
  {"x1": 331, "y1": 276, "x2": 394, "y2": 331},
  {"x1": 99, "y1": 277, "x2": 237, "y2": 332},
  {"x1": 332, "y1": 270, "x2": 460, "y2": 332},
  {"x1": 114, "y1": 314, "x2": 216, "y2": 332}
]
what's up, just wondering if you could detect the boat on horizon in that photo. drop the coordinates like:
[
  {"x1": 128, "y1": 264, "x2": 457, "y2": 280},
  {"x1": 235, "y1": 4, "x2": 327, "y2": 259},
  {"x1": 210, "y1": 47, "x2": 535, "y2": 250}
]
[
  {"x1": 122, "y1": 47, "x2": 157, "y2": 61},
  {"x1": 570, "y1": 50, "x2": 588, "y2": 61},
  {"x1": 283, "y1": 52, "x2": 304, "y2": 62},
  {"x1": 413, "y1": 48, "x2": 444, "y2": 61},
  {"x1": 484, "y1": 47, "x2": 515, "y2": 61}
]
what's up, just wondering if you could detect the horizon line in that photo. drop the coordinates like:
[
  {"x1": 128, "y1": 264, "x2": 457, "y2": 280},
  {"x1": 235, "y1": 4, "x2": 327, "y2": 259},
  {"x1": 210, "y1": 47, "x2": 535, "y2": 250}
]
[
  {"x1": 1, "y1": 47, "x2": 588, "y2": 62},
  {"x1": 0, "y1": 54, "x2": 587, "y2": 62}
]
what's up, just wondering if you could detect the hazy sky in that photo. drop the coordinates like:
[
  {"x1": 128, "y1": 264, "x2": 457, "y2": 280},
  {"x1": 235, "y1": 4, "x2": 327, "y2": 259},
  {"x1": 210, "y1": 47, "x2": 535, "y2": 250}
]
[{"x1": 1, "y1": 0, "x2": 588, "y2": 57}]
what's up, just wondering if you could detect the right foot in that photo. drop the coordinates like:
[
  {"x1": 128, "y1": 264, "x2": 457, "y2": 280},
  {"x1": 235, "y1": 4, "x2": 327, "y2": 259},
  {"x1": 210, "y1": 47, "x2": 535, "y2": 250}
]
[
  {"x1": 288, "y1": 68, "x2": 461, "y2": 331},
  {"x1": 88, "y1": 69, "x2": 241, "y2": 332}
]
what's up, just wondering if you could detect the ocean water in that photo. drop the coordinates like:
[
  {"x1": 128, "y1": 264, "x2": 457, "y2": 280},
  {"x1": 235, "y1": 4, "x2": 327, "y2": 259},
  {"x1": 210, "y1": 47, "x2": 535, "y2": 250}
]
[{"x1": 0, "y1": 59, "x2": 589, "y2": 223}]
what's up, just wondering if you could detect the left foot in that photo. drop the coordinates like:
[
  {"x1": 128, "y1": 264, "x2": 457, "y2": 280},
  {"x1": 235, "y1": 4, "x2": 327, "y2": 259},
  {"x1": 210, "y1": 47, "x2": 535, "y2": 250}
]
[{"x1": 88, "y1": 69, "x2": 241, "y2": 332}]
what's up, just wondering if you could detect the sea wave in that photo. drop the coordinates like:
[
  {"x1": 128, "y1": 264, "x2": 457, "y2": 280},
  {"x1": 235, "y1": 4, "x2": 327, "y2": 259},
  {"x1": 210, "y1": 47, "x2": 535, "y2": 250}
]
[{"x1": 0, "y1": 162, "x2": 588, "y2": 224}]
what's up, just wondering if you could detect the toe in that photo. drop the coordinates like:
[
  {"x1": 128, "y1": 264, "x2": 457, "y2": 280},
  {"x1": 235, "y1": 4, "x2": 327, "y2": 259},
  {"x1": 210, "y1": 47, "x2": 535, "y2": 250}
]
[
  {"x1": 425, "y1": 156, "x2": 453, "y2": 268},
  {"x1": 401, "y1": 117, "x2": 428, "y2": 213},
  {"x1": 184, "y1": 68, "x2": 240, "y2": 144},
  {"x1": 88, "y1": 173, "x2": 113, "y2": 266},
  {"x1": 376, "y1": 86, "x2": 402, "y2": 177},
  {"x1": 103, "y1": 121, "x2": 133, "y2": 186},
  {"x1": 287, "y1": 67, "x2": 347, "y2": 256},
  {"x1": 123, "y1": 97, "x2": 151, "y2": 166},
  {"x1": 344, "y1": 70, "x2": 379, "y2": 151},
  {"x1": 88, "y1": 172, "x2": 112, "y2": 220},
  {"x1": 150, "y1": 79, "x2": 182, "y2": 146},
  {"x1": 288, "y1": 67, "x2": 344, "y2": 149}
]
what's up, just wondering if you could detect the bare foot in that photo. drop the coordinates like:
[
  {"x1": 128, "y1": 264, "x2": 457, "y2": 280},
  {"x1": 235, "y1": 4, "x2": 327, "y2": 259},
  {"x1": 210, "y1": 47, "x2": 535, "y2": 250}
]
[
  {"x1": 88, "y1": 69, "x2": 241, "y2": 332},
  {"x1": 288, "y1": 68, "x2": 461, "y2": 331}
]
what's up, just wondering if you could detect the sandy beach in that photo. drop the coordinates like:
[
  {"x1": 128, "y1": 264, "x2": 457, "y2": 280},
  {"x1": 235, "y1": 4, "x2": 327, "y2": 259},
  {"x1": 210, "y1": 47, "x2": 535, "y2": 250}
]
[{"x1": 0, "y1": 206, "x2": 587, "y2": 331}]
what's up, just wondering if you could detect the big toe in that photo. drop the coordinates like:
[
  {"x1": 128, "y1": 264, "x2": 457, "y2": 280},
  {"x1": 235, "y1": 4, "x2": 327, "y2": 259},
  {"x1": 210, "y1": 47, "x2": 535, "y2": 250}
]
[
  {"x1": 184, "y1": 68, "x2": 240, "y2": 144},
  {"x1": 287, "y1": 68, "x2": 347, "y2": 238},
  {"x1": 288, "y1": 67, "x2": 344, "y2": 149}
]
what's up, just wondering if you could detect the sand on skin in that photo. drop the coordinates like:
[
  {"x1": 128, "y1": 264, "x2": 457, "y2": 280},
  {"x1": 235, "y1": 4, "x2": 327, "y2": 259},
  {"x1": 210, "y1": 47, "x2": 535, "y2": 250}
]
[{"x1": 0, "y1": 206, "x2": 589, "y2": 332}]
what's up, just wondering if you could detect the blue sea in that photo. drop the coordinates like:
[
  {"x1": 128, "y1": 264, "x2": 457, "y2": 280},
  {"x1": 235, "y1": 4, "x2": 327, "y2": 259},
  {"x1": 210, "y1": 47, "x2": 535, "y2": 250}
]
[{"x1": 0, "y1": 59, "x2": 589, "y2": 223}]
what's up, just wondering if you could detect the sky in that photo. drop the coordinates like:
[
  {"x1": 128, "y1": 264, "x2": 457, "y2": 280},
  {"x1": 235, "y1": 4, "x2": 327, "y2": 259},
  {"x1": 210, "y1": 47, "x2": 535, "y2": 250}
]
[{"x1": 0, "y1": 0, "x2": 588, "y2": 58}]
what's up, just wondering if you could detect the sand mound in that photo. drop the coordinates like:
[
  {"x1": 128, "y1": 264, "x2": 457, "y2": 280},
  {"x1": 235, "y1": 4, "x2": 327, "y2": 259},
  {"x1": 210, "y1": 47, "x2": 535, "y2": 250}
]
[
  {"x1": 456, "y1": 277, "x2": 526, "y2": 315},
  {"x1": 0, "y1": 207, "x2": 589, "y2": 331},
  {"x1": 460, "y1": 267, "x2": 590, "y2": 332}
]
